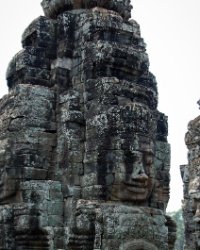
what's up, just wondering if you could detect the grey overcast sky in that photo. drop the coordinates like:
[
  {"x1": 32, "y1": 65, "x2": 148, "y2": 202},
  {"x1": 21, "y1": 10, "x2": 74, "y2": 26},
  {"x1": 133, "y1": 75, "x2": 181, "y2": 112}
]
[{"x1": 0, "y1": 0, "x2": 200, "y2": 211}]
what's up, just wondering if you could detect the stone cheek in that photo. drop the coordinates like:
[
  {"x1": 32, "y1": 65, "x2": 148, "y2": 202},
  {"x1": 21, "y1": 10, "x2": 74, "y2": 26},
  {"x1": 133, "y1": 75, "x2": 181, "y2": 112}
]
[{"x1": 0, "y1": 2, "x2": 173, "y2": 249}]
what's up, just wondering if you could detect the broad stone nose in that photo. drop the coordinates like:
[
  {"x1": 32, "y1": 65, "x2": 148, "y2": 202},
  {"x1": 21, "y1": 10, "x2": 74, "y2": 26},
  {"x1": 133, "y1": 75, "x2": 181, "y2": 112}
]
[{"x1": 131, "y1": 161, "x2": 148, "y2": 181}]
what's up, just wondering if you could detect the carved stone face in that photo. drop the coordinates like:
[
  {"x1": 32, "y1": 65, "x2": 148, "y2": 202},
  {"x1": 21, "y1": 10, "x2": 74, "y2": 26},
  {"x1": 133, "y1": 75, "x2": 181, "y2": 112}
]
[
  {"x1": 190, "y1": 178, "x2": 200, "y2": 226},
  {"x1": 111, "y1": 150, "x2": 154, "y2": 202},
  {"x1": 191, "y1": 199, "x2": 200, "y2": 248}
]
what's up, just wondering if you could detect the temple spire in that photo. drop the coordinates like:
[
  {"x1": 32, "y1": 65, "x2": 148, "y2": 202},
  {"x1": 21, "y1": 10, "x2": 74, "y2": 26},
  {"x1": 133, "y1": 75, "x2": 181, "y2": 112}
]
[{"x1": 41, "y1": 0, "x2": 132, "y2": 20}]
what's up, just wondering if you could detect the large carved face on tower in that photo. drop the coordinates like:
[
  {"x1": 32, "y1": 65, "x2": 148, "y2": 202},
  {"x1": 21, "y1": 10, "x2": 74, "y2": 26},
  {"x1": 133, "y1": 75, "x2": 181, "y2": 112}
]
[{"x1": 111, "y1": 148, "x2": 155, "y2": 202}]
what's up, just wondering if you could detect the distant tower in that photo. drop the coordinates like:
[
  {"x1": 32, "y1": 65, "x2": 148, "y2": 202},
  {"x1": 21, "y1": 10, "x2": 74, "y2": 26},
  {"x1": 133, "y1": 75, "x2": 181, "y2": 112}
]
[
  {"x1": 0, "y1": 0, "x2": 175, "y2": 249},
  {"x1": 181, "y1": 101, "x2": 200, "y2": 249}
]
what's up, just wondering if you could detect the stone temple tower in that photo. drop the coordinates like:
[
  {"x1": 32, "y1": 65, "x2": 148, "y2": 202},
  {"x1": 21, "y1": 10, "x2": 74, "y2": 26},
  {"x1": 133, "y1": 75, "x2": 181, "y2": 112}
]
[
  {"x1": 0, "y1": 0, "x2": 175, "y2": 249},
  {"x1": 181, "y1": 101, "x2": 200, "y2": 249}
]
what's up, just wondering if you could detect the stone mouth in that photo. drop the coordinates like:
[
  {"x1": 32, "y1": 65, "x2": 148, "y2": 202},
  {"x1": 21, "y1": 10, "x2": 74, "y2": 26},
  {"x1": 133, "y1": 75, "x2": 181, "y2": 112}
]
[{"x1": 124, "y1": 181, "x2": 148, "y2": 193}]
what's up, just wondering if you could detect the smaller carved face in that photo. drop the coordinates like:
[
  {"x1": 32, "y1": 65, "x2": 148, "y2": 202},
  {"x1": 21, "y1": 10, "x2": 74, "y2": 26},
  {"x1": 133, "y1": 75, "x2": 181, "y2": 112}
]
[
  {"x1": 111, "y1": 150, "x2": 154, "y2": 202},
  {"x1": 189, "y1": 176, "x2": 200, "y2": 226},
  {"x1": 193, "y1": 202, "x2": 200, "y2": 222},
  {"x1": 189, "y1": 176, "x2": 200, "y2": 197},
  {"x1": 191, "y1": 199, "x2": 200, "y2": 248}
]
